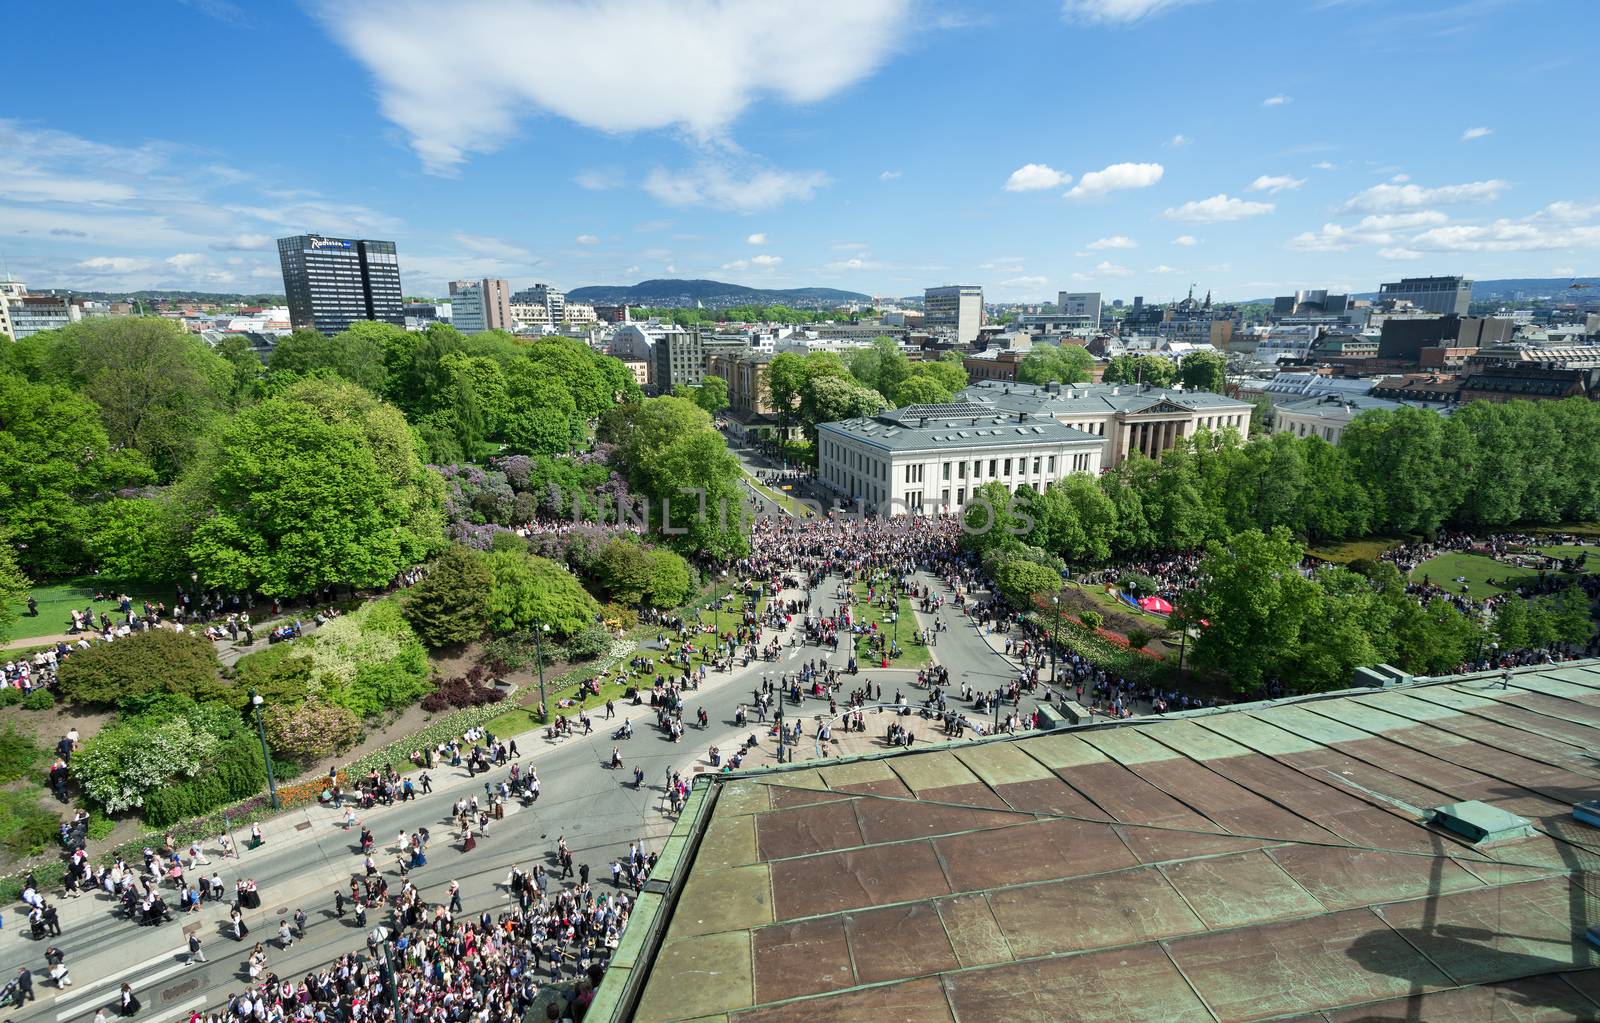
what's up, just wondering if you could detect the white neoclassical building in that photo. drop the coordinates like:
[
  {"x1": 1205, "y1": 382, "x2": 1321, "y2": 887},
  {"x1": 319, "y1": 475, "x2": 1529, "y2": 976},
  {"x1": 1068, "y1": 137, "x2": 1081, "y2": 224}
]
[
  {"x1": 958, "y1": 380, "x2": 1254, "y2": 465},
  {"x1": 817, "y1": 403, "x2": 1106, "y2": 516}
]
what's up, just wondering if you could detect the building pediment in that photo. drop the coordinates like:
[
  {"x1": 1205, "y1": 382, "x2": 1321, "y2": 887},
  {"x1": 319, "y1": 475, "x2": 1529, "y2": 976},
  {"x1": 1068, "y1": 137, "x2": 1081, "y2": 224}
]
[{"x1": 1124, "y1": 399, "x2": 1192, "y2": 416}]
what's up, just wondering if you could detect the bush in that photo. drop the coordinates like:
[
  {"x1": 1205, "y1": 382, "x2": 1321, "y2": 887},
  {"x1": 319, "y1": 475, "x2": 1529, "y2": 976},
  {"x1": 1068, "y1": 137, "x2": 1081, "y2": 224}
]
[
  {"x1": 602, "y1": 602, "x2": 639, "y2": 632},
  {"x1": 1120, "y1": 572, "x2": 1159, "y2": 597},
  {"x1": 264, "y1": 698, "x2": 362, "y2": 763},
  {"x1": 57, "y1": 629, "x2": 223, "y2": 707},
  {"x1": 85, "y1": 809, "x2": 116, "y2": 842},
  {"x1": 73, "y1": 716, "x2": 219, "y2": 813},
  {"x1": 0, "y1": 726, "x2": 40, "y2": 784},
  {"x1": 420, "y1": 671, "x2": 507, "y2": 712},
  {"x1": 141, "y1": 732, "x2": 273, "y2": 827},
  {"x1": 565, "y1": 623, "x2": 613, "y2": 662},
  {"x1": 1078, "y1": 610, "x2": 1104, "y2": 633},
  {"x1": 0, "y1": 791, "x2": 60, "y2": 858},
  {"x1": 22, "y1": 688, "x2": 55, "y2": 711},
  {"x1": 1125, "y1": 628, "x2": 1153, "y2": 651},
  {"x1": 300, "y1": 600, "x2": 431, "y2": 717},
  {"x1": 230, "y1": 645, "x2": 313, "y2": 708},
  {"x1": 0, "y1": 688, "x2": 22, "y2": 709},
  {"x1": 402, "y1": 545, "x2": 494, "y2": 648}
]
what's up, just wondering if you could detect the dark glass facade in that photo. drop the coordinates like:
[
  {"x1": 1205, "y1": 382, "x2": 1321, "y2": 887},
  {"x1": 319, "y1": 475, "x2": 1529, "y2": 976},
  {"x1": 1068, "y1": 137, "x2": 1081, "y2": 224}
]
[{"x1": 277, "y1": 235, "x2": 405, "y2": 334}]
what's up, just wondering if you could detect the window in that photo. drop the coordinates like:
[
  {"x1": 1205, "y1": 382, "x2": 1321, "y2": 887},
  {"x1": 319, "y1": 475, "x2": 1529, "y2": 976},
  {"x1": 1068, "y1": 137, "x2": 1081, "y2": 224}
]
[
  {"x1": 1033, "y1": 457, "x2": 1042, "y2": 474},
  {"x1": 989, "y1": 459, "x2": 998, "y2": 477},
  {"x1": 958, "y1": 461, "x2": 966, "y2": 479},
  {"x1": 1048, "y1": 455, "x2": 1056, "y2": 473},
  {"x1": 942, "y1": 462, "x2": 951, "y2": 481},
  {"x1": 1004, "y1": 458, "x2": 1012, "y2": 475}
]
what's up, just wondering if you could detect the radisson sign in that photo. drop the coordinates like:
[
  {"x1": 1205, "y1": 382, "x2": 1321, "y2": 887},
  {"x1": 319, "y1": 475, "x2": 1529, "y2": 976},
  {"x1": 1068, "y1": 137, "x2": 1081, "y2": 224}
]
[{"x1": 308, "y1": 236, "x2": 352, "y2": 250}]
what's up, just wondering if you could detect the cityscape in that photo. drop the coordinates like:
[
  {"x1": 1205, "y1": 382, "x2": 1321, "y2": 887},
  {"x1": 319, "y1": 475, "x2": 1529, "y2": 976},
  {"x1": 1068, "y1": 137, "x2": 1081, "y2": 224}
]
[{"x1": 3, "y1": 2, "x2": 1600, "y2": 1023}]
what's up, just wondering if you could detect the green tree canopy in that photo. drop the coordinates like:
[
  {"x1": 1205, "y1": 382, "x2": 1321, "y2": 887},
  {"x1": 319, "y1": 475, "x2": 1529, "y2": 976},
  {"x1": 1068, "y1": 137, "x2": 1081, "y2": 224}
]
[
  {"x1": 1178, "y1": 350, "x2": 1227, "y2": 393},
  {"x1": 402, "y1": 544, "x2": 494, "y2": 647},
  {"x1": 1102, "y1": 354, "x2": 1175, "y2": 388},
  {"x1": 993, "y1": 558, "x2": 1060, "y2": 610},
  {"x1": 268, "y1": 328, "x2": 388, "y2": 394},
  {"x1": 1187, "y1": 527, "x2": 1321, "y2": 693},
  {"x1": 485, "y1": 548, "x2": 601, "y2": 638},
  {"x1": 1017, "y1": 344, "x2": 1094, "y2": 385}
]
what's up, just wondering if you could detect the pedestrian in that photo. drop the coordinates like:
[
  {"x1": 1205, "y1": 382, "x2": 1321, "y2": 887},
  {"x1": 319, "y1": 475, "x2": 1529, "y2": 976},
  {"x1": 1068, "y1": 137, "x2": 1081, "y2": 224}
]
[
  {"x1": 15, "y1": 967, "x2": 34, "y2": 1003},
  {"x1": 448, "y1": 881, "x2": 463, "y2": 914},
  {"x1": 119, "y1": 982, "x2": 140, "y2": 1016},
  {"x1": 249, "y1": 823, "x2": 263, "y2": 849},
  {"x1": 293, "y1": 908, "x2": 306, "y2": 936},
  {"x1": 187, "y1": 932, "x2": 206, "y2": 965},
  {"x1": 579, "y1": 863, "x2": 589, "y2": 886},
  {"x1": 354, "y1": 899, "x2": 367, "y2": 928},
  {"x1": 420, "y1": 772, "x2": 433, "y2": 794},
  {"x1": 334, "y1": 890, "x2": 346, "y2": 917}
]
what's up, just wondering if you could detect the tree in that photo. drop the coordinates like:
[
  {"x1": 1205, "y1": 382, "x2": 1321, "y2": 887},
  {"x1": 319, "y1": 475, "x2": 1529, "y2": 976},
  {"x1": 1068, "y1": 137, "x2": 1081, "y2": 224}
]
[
  {"x1": 1390, "y1": 597, "x2": 1482, "y2": 675},
  {"x1": 402, "y1": 544, "x2": 494, "y2": 647},
  {"x1": 1341, "y1": 406, "x2": 1466, "y2": 535},
  {"x1": 993, "y1": 558, "x2": 1060, "y2": 610},
  {"x1": 83, "y1": 497, "x2": 186, "y2": 584},
  {"x1": 694, "y1": 375, "x2": 730, "y2": 415},
  {"x1": 1030, "y1": 475, "x2": 1119, "y2": 564},
  {"x1": 892, "y1": 376, "x2": 955, "y2": 407},
  {"x1": 264, "y1": 698, "x2": 362, "y2": 763},
  {"x1": 645, "y1": 548, "x2": 692, "y2": 607},
  {"x1": 1125, "y1": 628, "x2": 1152, "y2": 651},
  {"x1": 501, "y1": 364, "x2": 582, "y2": 456},
  {"x1": 267, "y1": 328, "x2": 388, "y2": 394},
  {"x1": 1187, "y1": 527, "x2": 1320, "y2": 693},
  {"x1": 485, "y1": 548, "x2": 601, "y2": 638},
  {"x1": 186, "y1": 378, "x2": 445, "y2": 597},
  {"x1": 962, "y1": 481, "x2": 1031, "y2": 556},
  {"x1": 801, "y1": 374, "x2": 887, "y2": 439},
  {"x1": 1017, "y1": 344, "x2": 1094, "y2": 385},
  {"x1": 1178, "y1": 351, "x2": 1227, "y2": 393},
  {"x1": 848, "y1": 337, "x2": 911, "y2": 399},
  {"x1": 1102, "y1": 355, "x2": 1174, "y2": 388},
  {"x1": 0, "y1": 544, "x2": 29, "y2": 644}
]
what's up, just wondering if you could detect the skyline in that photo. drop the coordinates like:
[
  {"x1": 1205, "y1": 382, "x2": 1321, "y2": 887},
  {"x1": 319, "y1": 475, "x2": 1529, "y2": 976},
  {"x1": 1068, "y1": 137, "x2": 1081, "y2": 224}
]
[{"x1": 2, "y1": 0, "x2": 1597, "y2": 301}]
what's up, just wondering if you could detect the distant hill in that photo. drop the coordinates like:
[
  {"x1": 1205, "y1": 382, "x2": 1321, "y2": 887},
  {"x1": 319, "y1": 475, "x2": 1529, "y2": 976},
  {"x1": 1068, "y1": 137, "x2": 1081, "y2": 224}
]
[
  {"x1": 1341, "y1": 277, "x2": 1599, "y2": 303},
  {"x1": 35, "y1": 289, "x2": 287, "y2": 304},
  {"x1": 566, "y1": 278, "x2": 870, "y2": 309}
]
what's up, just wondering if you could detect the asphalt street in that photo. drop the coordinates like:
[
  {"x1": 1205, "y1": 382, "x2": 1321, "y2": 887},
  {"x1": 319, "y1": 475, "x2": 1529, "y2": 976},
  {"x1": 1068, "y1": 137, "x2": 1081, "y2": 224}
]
[{"x1": 0, "y1": 454, "x2": 1042, "y2": 1023}]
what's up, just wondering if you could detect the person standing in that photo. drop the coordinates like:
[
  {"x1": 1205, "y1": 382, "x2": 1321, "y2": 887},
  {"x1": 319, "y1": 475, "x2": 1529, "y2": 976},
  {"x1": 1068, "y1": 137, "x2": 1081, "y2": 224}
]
[
  {"x1": 119, "y1": 983, "x2": 140, "y2": 1016},
  {"x1": 15, "y1": 967, "x2": 34, "y2": 1003},
  {"x1": 448, "y1": 881, "x2": 463, "y2": 914},
  {"x1": 187, "y1": 933, "x2": 206, "y2": 964}
]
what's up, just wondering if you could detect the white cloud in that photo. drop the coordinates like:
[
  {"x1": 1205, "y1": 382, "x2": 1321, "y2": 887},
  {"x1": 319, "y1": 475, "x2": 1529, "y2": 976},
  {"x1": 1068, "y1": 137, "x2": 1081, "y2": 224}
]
[
  {"x1": 721, "y1": 259, "x2": 747, "y2": 270},
  {"x1": 1065, "y1": 162, "x2": 1164, "y2": 199},
  {"x1": 829, "y1": 257, "x2": 866, "y2": 270},
  {"x1": 746, "y1": 232, "x2": 766, "y2": 245},
  {"x1": 575, "y1": 234, "x2": 600, "y2": 245},
  {"x1": 1150, "y1": 264, "x2": 1178, "y2": 273},
  {"x1": 751, "y1": 254, "x2": 782, "y2": 267},
  {"x1": 166, "y1": 252, "x2": 205, "y2": 269},
  {"x1": 1248, "y1": 174, "x2": 1306, "y2": 194},
  {"x1": 452, "y1": 232, "x2": 533, "y2": 260},
  {"x1": 1003, "y1": 163, "x2": 1071, "y2": 192},
  {"x1": 1172, "y1": 235, "x2": 1198, "y2": 246},
  {"x1": 1358, "y1": 211, "x2": 1448, "y2": 231},
  {"x1": 210, "y1": 233, "x2": 271, "y2": 251},
  {"x1": 1535, "y1": 201, "x2": 1600, "y2": 223},
  {"x1": 1339, "y1": 179, "x2": 1509, "y2": 213},
  {"x1": 1086, "y1": 235, "x2": 1138, "y2": 249},
  {"x1": 1262, "y1": 94, "x2": 1291, "y2": 106},
  {"x1": 1169, "y1": 133, "x2": 1190, "y2": 147},
  {"x1": 1089, "y1": 260, "x2": 1133, "y2": 276},
  {"x1": 77, "y1": 256, "x2": 151, "y2": 273},
  {"x1": 1461, "y1": 126, "x2": 1493, "y2": 141},
  {"x1": 1409, "y1": 220, "x2": 1600, "y2": 253},
  {"x1": 1164, "y1": 194, "x2": 1274, "y2": 223},
  {"x1": 1312, "y1": 160, "x2": 1334, "y2": 170},
  {"x1": 1379, "y1": 247, "x2": 1423, "y2": 260},
  {"x1": 313, "y1": 0, "x2": 912, "y2": 174},
  {"x1": 643, "y1": 163, "x2": 829, "y2": 212},
  {"x1": 1287, "y1": 224, "x2": 1362, "y2": 252},
  {"x1": 1000, "y1": 275, "x2": 1047, "y2": 289},
  {"x1": 664, "y1": 264, "x2": 677, "y2": 273},
  {"x1": 879, "y1": 169, "x2": 902, "y2": 181},
  {"x1": 1061, "y1": 0, "x2": 1201, "y2": 24},
  {"x1": 575, "y1": 168, "x2": 624, "y2": 191},
  {"x1": 1390, "y1": 174, "x2": 1410, "y2": 183}
]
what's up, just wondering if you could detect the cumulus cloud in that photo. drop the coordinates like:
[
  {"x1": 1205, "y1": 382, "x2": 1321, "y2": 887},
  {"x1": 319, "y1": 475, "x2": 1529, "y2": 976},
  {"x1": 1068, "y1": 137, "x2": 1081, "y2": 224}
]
[
  {"x1": 644, "y1": 163, "x2": 828, "y2": 213},
  {"x1": 1312, "y1": 160, "x2": 1335, "y2": 170},
  {"x1": 1000, "y1": 275, "x2": 1047, "y2": 289},
  {"x1": 1061, "y1": 0, "x2": 1201, "y2": 23},
  {"x1": 1535, "y1": 200, "x2": 1600, "y2": 223},
  {"x1": 1461, "y1": 126, "x2": 1493, "y2": 141},
  {"x1": 751, "y1": 253, "x2": 782, "y2": 266},
  {"x1": 1357, "y1": 211, "x2": 1449, "y2": 231},
  {"x1": 1379, "y1": 247, "x2": 1423, "y2": 260},
  {"x1": 1409, "y1": 220, "x2": 1600, "y2": 253},
  {"x1": 1164, "y1": 194, "x2": 1274, "y2": 223},
  {"x1": 1150, "y1": 264, "x2": 1178, "y2": 273},
  {"x1": 1169, "y1": 134, "x2": 1190, "y2": 146},
  {"x1": 1248, "y1": 174, "x2": 1305, "y2": 194},
  {"x1": 746, "y1": 232, "x2": 766, "y2": 245},
  {"x1": 1086, "y1": 235, "x2": 1138, "y2": 249},
  {"x1": 575, "y1": 168, "x2": 624, "y2": 191},
  {"x1": 1172, "y1": 235, "x2": 1198, "y2": 246},
  {"x1": 1339, "y1": 179, "x2": 1509, "y2": 213},
  {"x1": 879, "y1": 169, "x2": 902, "y2": 181},
  {"x1": 1087, "y1": 260, "x2": 1133, "y2": 276},
  {"x1": 166, "y1": 252, "x2": 206, "y2": 269},
  {"x1": 77, "y1": 256, "x2": 151, "y2": 273},
  {"x1": 1262, "y1": 94, "x2": 1291, "y2": 106},
  {"x1": 828, "y1": 257, "x2": 867, "y2": 270},
  {"x1": 1065, "y1": 162, "x2": 1164, "y2": 199},
  {"x1": 312, "y1": 0, "x2": 912, "y2": 174},
  {"x1": 575, "y1": 234, "x2": 600, "y2": 245},
  {"x1": 1003, "y1": 163, "x2": 1071, "y2": 192}
]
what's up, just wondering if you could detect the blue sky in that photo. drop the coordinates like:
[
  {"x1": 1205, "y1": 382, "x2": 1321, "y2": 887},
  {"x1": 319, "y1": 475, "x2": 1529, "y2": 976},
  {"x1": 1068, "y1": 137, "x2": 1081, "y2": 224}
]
[{"x1": 2, "y1": 0, "x2": 1596, "y2": 302}]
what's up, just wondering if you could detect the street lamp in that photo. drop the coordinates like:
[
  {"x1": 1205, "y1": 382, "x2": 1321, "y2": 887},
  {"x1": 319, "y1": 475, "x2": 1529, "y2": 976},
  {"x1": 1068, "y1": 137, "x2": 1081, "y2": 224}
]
[
  {"x1": 1050, "y1": 595, "x2": 1060, "y2": 685},
  {"x1": 248, "y1": 690, "x2": 279, "y2": 810},
  {"x1": 533, "y1": 622, "x2": 552, "y2": 723},
  {"x1": 716, "y1": 569, "x2": 729, "y2": 659}
]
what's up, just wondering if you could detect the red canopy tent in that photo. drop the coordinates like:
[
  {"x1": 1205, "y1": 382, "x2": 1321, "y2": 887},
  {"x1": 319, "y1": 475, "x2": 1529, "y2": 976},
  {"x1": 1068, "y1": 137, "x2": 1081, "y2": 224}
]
[{"x1": 1137, "y1": 596, "x2": 1173, "y2": 615}]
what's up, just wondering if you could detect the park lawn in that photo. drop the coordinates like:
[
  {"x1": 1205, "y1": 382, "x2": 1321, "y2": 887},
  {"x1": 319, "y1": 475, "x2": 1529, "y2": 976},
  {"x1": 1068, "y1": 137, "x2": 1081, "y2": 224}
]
[
  {"x1": 741, "y1": 469, "x2": 816, "y2": 518},
  {"x1": 1305, "y1": 537, "x2": 1402, "y2": 564},
  {"x1": 851, "y1": 582, "x2": 931, "y2": 669},
  {"x1": 4, "y1": 577, "x2": 170, "y2": 643},
  {"x1": 1409, "y1": 551, "x2": 1537, "y2": 601},
  {"x1": 1528, "y1": 544, "x2": 1598, "y2": 566},
  {"x1": 1531, "y1": 523, "x2": 1600, "y2": 539}
]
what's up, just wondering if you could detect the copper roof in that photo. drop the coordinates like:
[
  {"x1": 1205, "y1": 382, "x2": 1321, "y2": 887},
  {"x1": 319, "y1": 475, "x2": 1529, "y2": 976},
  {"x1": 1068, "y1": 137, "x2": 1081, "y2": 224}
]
[{"x1": 594, "y1": 661, "x2": 1600, "y2": 1023}]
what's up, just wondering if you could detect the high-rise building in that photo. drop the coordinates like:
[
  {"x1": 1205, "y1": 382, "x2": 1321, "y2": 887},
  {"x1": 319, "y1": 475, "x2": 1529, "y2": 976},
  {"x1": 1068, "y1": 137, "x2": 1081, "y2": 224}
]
[
  {"x1": 276, "y1": 235, "x2": 404, "y2": 334},
  {"x1": 924, "y1": 285, "x2": 984, "y2": 344},
  {"x1": 1378, "y1": 275, "x2": 1472, "y2": 316},
  {"x1": 448, "y1": 278, "x2": 511, "y2": 333},
  {"x1": 1055, "y1": 291, "x2": 1102, "y2": 328},
  {"x1": 4, "y1": 286, "x2": 80, "y2": 340},
  {"x1": 0, "y1": 278, "x2": 26, "y2": 341},
  {"x1": 651, "y1": 327, "x2": 704, "y2": 393},
  {"x1": 512, "y1": 283, "x2": 565, "y2": 324}
]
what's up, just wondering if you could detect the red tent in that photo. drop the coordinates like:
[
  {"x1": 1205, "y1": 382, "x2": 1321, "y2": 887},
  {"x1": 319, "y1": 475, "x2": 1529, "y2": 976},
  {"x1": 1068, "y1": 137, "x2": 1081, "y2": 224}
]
[{"x1": 1138, "y1": 596, "x2": 1173, "y2": 615}]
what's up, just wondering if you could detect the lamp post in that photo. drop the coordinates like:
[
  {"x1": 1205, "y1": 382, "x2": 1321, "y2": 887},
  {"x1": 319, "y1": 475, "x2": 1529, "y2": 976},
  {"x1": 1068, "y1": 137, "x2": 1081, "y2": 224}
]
[
  {"x1": 1050, "y1": 595, "x2": 1060, "y2": 685},
  {"x1": 716, "y1": 569, "x2": 728, "y2": 659},
  {"x1": 533, "y1": 622, "x2": 551, "y2": 723},
  {"x1": 248, "y1": 690, "x2": 279, "y2": 810}
]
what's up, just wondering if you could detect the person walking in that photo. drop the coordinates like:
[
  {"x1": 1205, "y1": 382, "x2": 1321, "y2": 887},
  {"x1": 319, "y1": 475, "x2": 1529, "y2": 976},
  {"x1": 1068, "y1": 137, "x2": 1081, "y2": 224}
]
[
  {"x1": 187, "y1": 933, "x2": 206, "y2": 964},
  {"x1": 119, "y1": 983, "x2": 140, "y2": 1017},
  {"x1": 448, "y1": 881, "x2": 463, "y2": 914},
  {"x1": 15, "y1": 967, "x2": 34, "y2": 1004}
]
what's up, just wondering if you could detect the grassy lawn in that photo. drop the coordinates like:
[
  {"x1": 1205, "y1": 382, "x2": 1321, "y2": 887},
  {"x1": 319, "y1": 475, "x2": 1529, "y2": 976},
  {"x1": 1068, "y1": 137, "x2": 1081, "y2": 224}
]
[
  {"x1": 4, "y1": 577, "x2": 173, "y2": 643},
  {"x1": 741, "y1": 469, "x2": 816, "y2": 518},
  {"x1": 1305, "y1": 537, "x2": 1403, "y2": 564},
  {"x1": 851, "y1": 582, "x2": 930, "y2": 668},
  {"x1": 1531, "y1": 523, "x2": 1600, "y2": 538},
  {"x1": 1410, "y1": 552, "x2": 1533, "y2": 601},
  {"x1": 1529, "y1": 544, "x2": 1598, "y2": 564}
]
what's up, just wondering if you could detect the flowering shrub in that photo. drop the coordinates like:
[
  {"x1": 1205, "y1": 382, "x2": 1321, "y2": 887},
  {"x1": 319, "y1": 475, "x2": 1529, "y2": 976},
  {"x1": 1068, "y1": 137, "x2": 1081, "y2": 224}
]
[
  {"x1": 72, "y1": 718, "x2": 218, "y2": 812},
  {"x1": 301, "y1": 600, "x2": 431, "y2": 717},
  {"x1": 419, "y1": 668, "x2": 508, "y2": 712},
  {"x1": 275, "y1": 771, "x2": 347, "y2": 810},
  {"x1": 264, "y1": 698, "x2": 362, "y2": 763}
]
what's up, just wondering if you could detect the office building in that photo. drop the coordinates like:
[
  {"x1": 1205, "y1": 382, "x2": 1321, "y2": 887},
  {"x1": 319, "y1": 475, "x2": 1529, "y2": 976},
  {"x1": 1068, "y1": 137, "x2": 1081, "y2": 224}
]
[
  {"x1": 276, "y1": 234, "x2": 403, "y2": 334},
  {"x1": 924, "y1": 285, "x2": 984, "y2": 344},
  {"x1": 818, "y1": 403, "x2": 1106, "y2": 515},
  {"x1": 1377, "y1": 275, "x2": 1472, "y2": 316},
  {"x1": 1270, "y1": 289, "x2": 1351, "y2": 319},
  {"x1": 959, "y1": 379, "x2": 1252, "y2": 465},
  {"x1": 1055, "y1": 291, "x2": 1102, "y2": 328},
  {"x1": 0, "y1": 279, "x2": 26, "y2": 340},
  {"x1": 1376, "y1": 315, "x2": 1512, "y2": 362},
  {"x1": 651, "y1": 328, "x2": 704, "y2": 393},
  {"x1": 510, "y1": 304, "x2": 551, "y2": 330},
  {"x1": 563, "y1": 303, "x2": 599, "y2": 326},
  {"x1": 512, "y1": 283, "x2": 565, "y2": 324},
  {"x1": 6, "y1": 291, "x2": 81, "y2": 339},
  {"x1": 447, "y1": 278, "x2": 511, "y2": 334}
]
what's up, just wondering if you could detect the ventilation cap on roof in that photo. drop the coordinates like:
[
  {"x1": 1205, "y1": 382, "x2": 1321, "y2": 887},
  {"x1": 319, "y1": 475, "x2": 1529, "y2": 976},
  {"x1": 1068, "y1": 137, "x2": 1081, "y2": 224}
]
[{"x1": 1426, "y1": 800, "x2": 1534, "y2": 845}]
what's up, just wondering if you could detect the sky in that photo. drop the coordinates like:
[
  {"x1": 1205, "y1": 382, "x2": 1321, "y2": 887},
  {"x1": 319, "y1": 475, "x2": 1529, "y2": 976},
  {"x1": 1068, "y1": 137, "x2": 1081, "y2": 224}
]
[{"x1": 2, "y1": 0, "x2": 1597, "y2": 303}]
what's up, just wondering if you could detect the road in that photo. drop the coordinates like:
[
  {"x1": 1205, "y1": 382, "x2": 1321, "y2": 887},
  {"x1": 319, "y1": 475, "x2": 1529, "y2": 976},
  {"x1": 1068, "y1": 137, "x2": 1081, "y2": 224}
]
[{"x1": 0, "y1": 469, "x2": 1044, "y2": 1022}]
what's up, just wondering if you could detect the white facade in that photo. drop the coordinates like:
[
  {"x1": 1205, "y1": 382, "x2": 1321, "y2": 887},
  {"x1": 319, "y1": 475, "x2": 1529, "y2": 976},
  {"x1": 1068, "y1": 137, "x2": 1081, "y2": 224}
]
[
  {"x1": 817, "y1": 406, "x2": 1105, "y2": 516},
  {"x1": 925, "y1": 285, "x2": 984, "y2": 344},
  {"x1": 1056, "y1": 291, "x2": 1102, "y2": 328}
]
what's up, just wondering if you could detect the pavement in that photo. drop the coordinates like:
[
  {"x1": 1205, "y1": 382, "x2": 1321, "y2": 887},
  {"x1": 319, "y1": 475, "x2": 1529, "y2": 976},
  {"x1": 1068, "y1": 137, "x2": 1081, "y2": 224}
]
[{"x1": 0, "y1": 467, "x2": 1057, "y2": 1022}]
